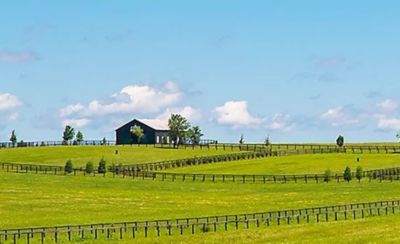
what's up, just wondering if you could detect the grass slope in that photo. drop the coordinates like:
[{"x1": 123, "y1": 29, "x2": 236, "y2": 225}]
[
  {"x1": 1, "y1": 172, "x2": 399, "y2": 229},
  {"x1": 165, "y1": 153, "x2": 400, "y2": 175},
  {"x1": 138, "y1": 214, "x2": 400, "y2": 244},
  {"x1": 0, "y1": 146, "x2": 238, "y2": 167}
]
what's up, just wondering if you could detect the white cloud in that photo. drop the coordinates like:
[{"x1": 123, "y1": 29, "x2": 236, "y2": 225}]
[
  {"x1": 214, "y1": 101, "x2": 263, "y2": 127},
  {"x1": 320, "y1": 106, "x2": 359, "y2": 127},
  {"x1": 377, "y1": 118, "x2": 400, "y2": 131},
  {"x1": 62, "y1": 118, "x2": 91, "y2": 128},
  {"x1": 266, "y1": 114, "x2": 294, "y2": 131},
  {"x1": 138, "y1": 106, "x2": 202, "y2": 130},
  {"x1": 377, "y1": 99, "x2": 398, "y2": 112},
  {"x1": 60, "y1": 82, "x2": 182, "y2": 118},
  {"x1": 157, "y1": 106, "x2": 202, "y2": 122},
  {"x1": 0, "y1": 51, "x2": 37, "y2": 63},
  {"x1": 59, "y1": 104, "x2": 85, "y2": 117},
  {"x1": 320, "y1": 107, "x2": 343, "y2": 120},
  {"x1": 0, "y1": 93, "x2": 22, "y2": 111},
  {"x1": 58, "y1": 82, "x2": 204, "y2": 131}
]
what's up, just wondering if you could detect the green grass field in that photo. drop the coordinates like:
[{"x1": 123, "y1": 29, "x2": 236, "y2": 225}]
[
  {"x1": 165, "y1": 153, "x2": 400, "y2": 175},
  {"x1": 0, "y1": 146, "x2": 239, "y2": 167},
  {"x1": 1, "y1": 172, "x2": 399, "y2": 229},
  {"x1": 2, "y1": 146, "x2": 400, "y2": 243},
  {"x1": 138, "y1": 214, "x2": 400, "y2": 244}
]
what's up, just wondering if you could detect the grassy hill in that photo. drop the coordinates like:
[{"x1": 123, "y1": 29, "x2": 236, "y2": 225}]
[
  {"x1": 164, "y1": 153, "x2": 400, "y2": 174},
  {"x1": 2, "y1": 145, "x2": 400, "y2": 243},
  {"x1": 1, "y1": 172, "x2": 399, "y2": 229},
  {"x1": 139, "y1": 215, "x2": 400, "y2": 243},
  {"x1": 0, "y1": 146, "x2": 239, "y2": 167}
]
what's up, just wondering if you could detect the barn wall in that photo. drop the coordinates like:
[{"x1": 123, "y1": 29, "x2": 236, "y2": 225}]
[{"x1": 116, "y1": 120, "x2": 169, "y2": 145}]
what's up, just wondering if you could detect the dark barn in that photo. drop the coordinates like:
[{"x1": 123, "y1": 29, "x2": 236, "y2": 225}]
[{"x1": 116, "y1": 119, "x2": 170, "y2": 145}]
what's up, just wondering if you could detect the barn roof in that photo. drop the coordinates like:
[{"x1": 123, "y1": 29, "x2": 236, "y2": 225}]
[
  {"x1": 116, "y1": 118, "x2": 170, "y2": 131},
  {"x1": 138, "y1": 119, "x2": 169, "y2": 131}
]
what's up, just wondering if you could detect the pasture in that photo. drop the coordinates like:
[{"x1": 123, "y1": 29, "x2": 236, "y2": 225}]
[
  {"x1": 1, "y1": 172, "x2": 400, "y2": 229},
  {"x1": 1, "y1": 144, "x2": 400, "y2": 243},
  {"x1": 165, "y1": 153, "x2": 400, "y2": 174},
  {"x1": 0, "y1": 146, "x2": 238, "y2": 167}
]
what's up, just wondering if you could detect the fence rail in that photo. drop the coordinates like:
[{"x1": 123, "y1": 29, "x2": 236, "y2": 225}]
[
  {"x1": 2, "y1": 161, "x2": 400, "y2": 184},
  {"x1": 157, "y1": 143, "x2": 400, "y2": 154},
  {"x1": 1, "y1": 140, "x2": 400, "y2": 153},
  {"x1": 125, "y1": 146, "x2": 400, "y2": 172},
  {"x1": 0, "y1": 140, "x2": 116, "y2": 148},
  {"x1": 0, "y1": 148, "x2": 345, "y2": 176},
  {"x1": 1, "y1": 147, "x2": 397, "y2": 178},
  {"x1": 128, "y1": 170, "x2": 400, "y2": 184},
  {"x1": 1, "y1": 200, "x2": 399, "y2": 243}
]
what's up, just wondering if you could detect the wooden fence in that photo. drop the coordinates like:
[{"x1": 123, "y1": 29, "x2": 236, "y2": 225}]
[
  {"x1": 0, "y1": 146, "x2": 396, "y2": 178},
  {"x1": 1, "y1": 200, "x2": 399, "y2": 243},
  {"x1": 122, "y1": 145, "x2": 400, "y2": 172},
  {"x1": 1, "y1": 139, "x2": 400, "y2": 154},
  {"x1": 156, "y1": 143, "x2": 400, "y2": 154},
  {"x1": 0, "y1": 148, "x2": 347, "y2": 176},
  {"x1": 2, "y1": 161, "x2": 400, "y2": 184},
  {"x1": 0, "y1": 140, "x2": 115, "y2": 148}
]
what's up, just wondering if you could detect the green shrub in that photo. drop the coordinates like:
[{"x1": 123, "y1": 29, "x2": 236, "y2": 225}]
[
  {"x1": 64, "y1": 160, "x2": 74, "y2": 174},
  {"x1": 98, "y1": 157, "x2": 107, "y2": 173},
  {"x1": 343, "y1": 166, "x2": 352, "y2": 182},
  {"x1": 336, "y1": 135, "x2": 345, "y2": 147},
  {"x1": 85, "y1": 161, "x2": 94, "y2": 174},
  {"x1": 324, "y1": 169, "x2": 332, "y2": 182},
  {"x1": 356, "y1": 166, "x2": 363, "y2": 182}
]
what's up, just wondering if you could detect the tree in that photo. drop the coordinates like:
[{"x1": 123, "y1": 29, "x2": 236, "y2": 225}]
[
  {"x1": 9, "y1": 130, "x2": 17, "y2": 146},
  {"x1": 187, "y1": 126, "x2": 203, "y2": 145},
  {"x1": 76, "y1": 131, "x2": 84, "y2": 144},
  {"x1": 356, "y1": 166, "x2": 363, "y2": 182},
  {"x1": 62, "y1": 125, "x2": 75, "y2": 144},
  {"x1": 336, "y1": 135, "x2": 344, "y2": 147},
  {"x1": 239, "y1": 134, "x2": 244, "y2": 144},
  {"x1": 324, "y1": 169, "x2": 332, "y2": 182},
  {"x1": 85, "y1": 161, "x2": 94, "y2": 174},
  {"x1": 343, "y1": 166, "x2": 352, "y2": 182},
  {"x1": 64, "y1": 160, "x2": 73, "y2": 174},
  {"x1": 168, "y1": 114, "x2": 190, "y2": 147},
  {"x1": 102, "y1": 137, "x2": 107, "y2": 145},
  {"x1": 397, "y1": 133, "x2": 400, "y2": 142},
  {"x1": 98, "y1": 157, "x2": 107, "y2": 173},
  {"x1": 265, "y1": 136, "x2": 271, "y2": 147},
  {"x1": 130, "y1": 126, "x2": 144, "y2": 144}
]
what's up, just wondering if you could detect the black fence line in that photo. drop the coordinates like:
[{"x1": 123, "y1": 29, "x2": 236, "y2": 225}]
[
  {"x1": 155, "y1": 143, "x2": 400, "y2": 154},
  {"x1": 365, "y1": 167, "x2": 400, "y2": 176},
  {"x1": 128, "y1": 170, "x2": 400, "y2": 184},
  {"x1": 0, "y1": 140, "x2": 116, "y2": 149},
  {"x1": 3, "y1": 161, "x2": 400, "y2": 184},
  {"x1": 1, "y1": 139, "x2": 400, "y2": 153},
  {"x1": 0, "y1": 148, "x2": 351, "y2": 176},
  {"x1": 123, "y1": 145, "x2": 400, "y2": 172},
  {"x1": 125, "y1": 148, "x2": 356, "y2": 172},
  {"x1": 0, "y1": 146, "x2": 390, "y2": 177},
  {"x1": 0, "y1": 147, "x2": 378, "y2": 176},
  {"x1": 1, "y1": 200, "x2": 399, "y2": 243}
]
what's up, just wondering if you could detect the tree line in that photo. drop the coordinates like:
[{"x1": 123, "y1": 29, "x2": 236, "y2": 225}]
[{"x1": 64, "y1": 157, "x2": 107, "y2": 174}]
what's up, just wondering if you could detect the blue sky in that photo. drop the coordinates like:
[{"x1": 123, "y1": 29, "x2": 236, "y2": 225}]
[{"x1": 1, "y1": 1, "x2": 400, "y2": 143}]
